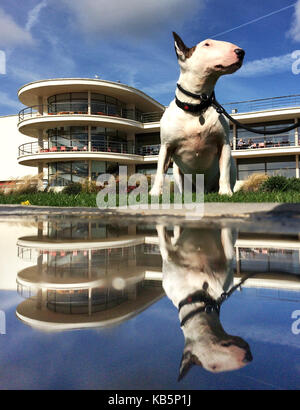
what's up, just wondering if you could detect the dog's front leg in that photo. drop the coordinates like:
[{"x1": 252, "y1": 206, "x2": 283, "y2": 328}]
[
  {"x1": 156, "y1": 224, "x2": 172, "y2": 261},
  {"x1": 218, "y1": 143, "x2": 233, "y2": 196},
  {"x1": 150, "y1": 144, "x2": 172, "y2": 196},
  {"x1": 173, "y1": 162, "x2": 183, "y2": 194},
  {"x1": 221, "y1": 228, "x2": 235, "y2": 291}
]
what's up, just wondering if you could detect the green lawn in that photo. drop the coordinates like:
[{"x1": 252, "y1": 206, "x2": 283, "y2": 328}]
[{"x1": 0, "y1": 190, "x2": 299, "y2": 207}]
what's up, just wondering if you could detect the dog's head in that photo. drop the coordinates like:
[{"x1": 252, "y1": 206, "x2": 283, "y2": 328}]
[
  {"x1": 173, "y1": 32, "x2": 245, "y2": 77},
  {"x1": 178, "y1": 335, "x2": 252, "y2": 380}
]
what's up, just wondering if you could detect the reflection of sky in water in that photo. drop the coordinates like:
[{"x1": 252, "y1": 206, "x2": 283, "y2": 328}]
[{"x1": 0, "y1": 288, "x2": 299, "y2": 390}]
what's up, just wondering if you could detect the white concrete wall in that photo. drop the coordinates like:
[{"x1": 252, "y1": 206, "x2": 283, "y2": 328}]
[
  {"x1": 0, "y1": 115, "x2": 36, "y2": 181},
  {"x1": 0, "y1": 221, "x2": 36, "y2": 290}
]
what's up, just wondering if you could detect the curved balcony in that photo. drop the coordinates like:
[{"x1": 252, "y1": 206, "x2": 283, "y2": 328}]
[
  {"x1": 232, "y1": 133, "x2": 300, "y2": 159},
  {"x1": 18, "y1": 140, "x2": 161, "y2": 166},
  {"x1": 18, "y1": 78, "x2": 165, "y2": 112},
  {"x1": 18, "y1": 102, "x2": 163, "y2": 137}
]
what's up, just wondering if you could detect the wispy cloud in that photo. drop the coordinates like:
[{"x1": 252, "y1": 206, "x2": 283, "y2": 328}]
[
  {"x1": 25, "y1": 0, "x2": 48, "y2": 32},
  {"x1": 0, "y1": 8, "x2": 33, "y2": 48},
  {"x1": 142, "y1": 80, "x2": 177, "y2": 97},
  {"x1": 9, "y1": 66, "x2": 44, "y2": 83},
  {"x1": 235, "y1": 53, "x2": 294, "y2": 77},
  {"x1": 287, "y1": 0, "x2": 300, "y2": 42},
  {"x1": 0, "y1": 91, "x2": 23, "y2": 111},
  {"x1": 61, "y1": 0, "x2": 205, "y2": 39}
]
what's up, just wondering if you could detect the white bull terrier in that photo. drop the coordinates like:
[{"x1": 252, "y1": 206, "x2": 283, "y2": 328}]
[
  {"x1": 156, "y1": 225, "x2": 252, "y2": 379},
  {"x1": 150, "y1": 33, "x2": 245, "y2": 196}
]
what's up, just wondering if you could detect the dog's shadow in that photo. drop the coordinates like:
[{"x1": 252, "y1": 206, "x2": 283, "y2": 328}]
[{"x1": 156, "y1": 225, "x2": 252, "y2": 380}]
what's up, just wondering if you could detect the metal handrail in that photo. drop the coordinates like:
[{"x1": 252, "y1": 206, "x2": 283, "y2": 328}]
[
  {"x1": 141, "y1": 112, "x2": 163, "y2": 122},
  {"x1": 18, "y1": 103, "x2": 164, "y2": 123},
  {"x1": 18, "y1": 140, "x2": 136, "y2": 156},
  {"x1": 136, "y1": 144, "x2": 160, "y2": 155},
  {"x1": 19, "y1": 136, "x2": 299, "y2": 158},
  {"x1": 223, "y1": 94, "x2": 300, "y2": 114},
  {"x1": 234, "y1": 132, "x2": 296, "y2": 150}
]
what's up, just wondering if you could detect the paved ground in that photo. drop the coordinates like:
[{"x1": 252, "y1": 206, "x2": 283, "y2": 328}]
[
  {"x1": 0, "y1": 202, "x2": 299, "y2": 235},
  {"x1": 0, "y1": 202, "x2": 299, "y2": 217}
]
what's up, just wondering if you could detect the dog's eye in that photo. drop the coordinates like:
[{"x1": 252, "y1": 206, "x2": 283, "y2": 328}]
[{"x1": 204, "y1": 43, "x2": 210, "y2": 47}]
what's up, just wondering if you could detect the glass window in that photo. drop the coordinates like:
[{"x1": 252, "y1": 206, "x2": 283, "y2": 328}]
[
  {"x1": 91, "y1": 93, "x2": 105, "y2": 101},
  {"x1": 55, "y1": 93, "x2": 70, "y2": 102},
  {"x1": 57, "y1": 162, "x2": 71, "y2": 173},
  {"x1": 71, "y1": 92, "x2": 87, "y2": 100},
  {"x1": 49, "y1": 163, "x2": 57, "y2": 175},
  {"x1": 106, "y1": 162, "x2": 119, "y2": 174},
  {"x1": 91, "y1": 161, "x2": 106, "y2": 181},
  {"x1": 49, "y1": 161, "x2": 89, "y2": 186},
  {"x1": 106, "y1": 96, "x2": 116, "y2": 104},
  {"x1": 47, "y1": 126, "x2": 88, "y2": 150},
  {"x1": 236, "y1": 120, "x2": 296, "y2": 149},
  {"x1": 72, "y1": 161, "x2": 88, "y2": 183},
  {"x1": 237, "y1": 156, "x2": 296, "y2": 180}
]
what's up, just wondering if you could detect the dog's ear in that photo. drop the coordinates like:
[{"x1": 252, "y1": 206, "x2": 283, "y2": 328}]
[
  {"x1": 173, "y1": 32, "x2": 188, "y2": 60},
  {"x1": 178, "y1": 351, "x2": 199, "y2": 381},
  {"x1": 173, "y1": 32, "x2": 195, "y2": 61}
]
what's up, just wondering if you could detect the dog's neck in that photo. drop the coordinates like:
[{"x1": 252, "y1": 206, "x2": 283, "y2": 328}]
[
  {"x1": 180, "y1": 302, "x2": 226, "y2": 341},
  {"x1": 176, "y1": 72, "x2": 218, "y2": 103}
]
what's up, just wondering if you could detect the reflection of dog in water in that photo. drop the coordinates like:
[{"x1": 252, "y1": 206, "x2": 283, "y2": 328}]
[{"x1": 156, "y1": 225, "x2": 252, "y2": 379}]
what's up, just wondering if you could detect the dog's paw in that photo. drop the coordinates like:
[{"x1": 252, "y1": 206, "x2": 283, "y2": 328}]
[
  {"x1": 149, "y1": 186, "x2": 161, "y2": 196},
  {"x1": 218, "y1": 187, "x2": 233, "y2": 196}
]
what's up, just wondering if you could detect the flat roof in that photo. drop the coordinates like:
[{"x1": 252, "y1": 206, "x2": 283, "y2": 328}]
[{"x1": 18, "y1": 78, "x2": 165, "y2": 112}]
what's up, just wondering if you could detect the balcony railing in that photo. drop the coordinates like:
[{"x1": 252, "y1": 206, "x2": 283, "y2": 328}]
[
  {"x1": 136, "y1": 144, "x2": 160, "y2": 155},
  {"x1": 18, "y1": 141, "x2": 164, "y2": 157},
  {"x1": 19, "y1": 135, "x2": 300, "y2": 159},
  {"x1": 232, "y1": 131, "x2": 298, "y2": 150},
  {"x1": 18, "y1": 103, "x2": 164, "y2": 124},
  {"x1": 223, "y1": 94, "x2": 300, "y2": 114}
]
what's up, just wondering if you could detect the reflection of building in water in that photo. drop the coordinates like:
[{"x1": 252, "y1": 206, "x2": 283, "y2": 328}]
[
  {"x1": 142, "y1": 235, "x2": 300, "y2": 276},
  {"x1": 235, "y1": 233, "x2": 300, "y2": 276},
  {"x1": 15, "y1": 221, "x2": 300, "y2": 330},
  {"x1": 138, "y1": 226, "x2": 300, "y2": 290},
  {"x1": 16, "y1": 220, "x2": 164, "y2": 331}
]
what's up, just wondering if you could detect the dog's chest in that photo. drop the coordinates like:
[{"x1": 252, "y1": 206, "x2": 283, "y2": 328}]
[
  {"x1": 174, "y1": 118, "x2": 223, "y2": 167},
  {"x1": 181, "y1": 129, "x2": 219, "y2": 152}
]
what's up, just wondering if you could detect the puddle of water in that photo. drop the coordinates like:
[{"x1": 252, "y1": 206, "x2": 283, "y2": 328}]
[{"x1": 0, "y1": 216, "x2": 299, "y2": 390}]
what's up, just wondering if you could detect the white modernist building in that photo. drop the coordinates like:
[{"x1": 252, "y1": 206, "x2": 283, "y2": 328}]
[{"x1": 0, "y1": 78, "x2": 299, "y2": 186}]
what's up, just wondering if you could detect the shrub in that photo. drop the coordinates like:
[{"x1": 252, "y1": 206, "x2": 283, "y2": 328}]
[
  {"x1": 287, "y1": 177, "x2": 300, "y2": 191},
  {"x1": 260, "y1": 175, "x2": 291, "y2": 192},
  {"x1": 240, "y1": 173, "x2": 269, "y2": 192},
  {"x1": 0, "y1": 173, "x2": 43, "y2": 195},
  {"x1": 62, "y1": 182, "x2": 82, "y2": 195},
  {"x1": 81, "y1": 180, "x2": 102, "y2": 193}
]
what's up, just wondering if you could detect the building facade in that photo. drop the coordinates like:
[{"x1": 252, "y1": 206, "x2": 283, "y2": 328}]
[
  {"x1": 225, "y1": 95, "x2": 300, "y2": 180},
  {"x1": 0, "y1": 78, "x2": 299, "y2": 186}
]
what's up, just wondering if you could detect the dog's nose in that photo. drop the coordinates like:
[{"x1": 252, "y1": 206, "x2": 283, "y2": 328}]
[{"x1": 234, "y1": 48, "x2": 245, "y2": 60}]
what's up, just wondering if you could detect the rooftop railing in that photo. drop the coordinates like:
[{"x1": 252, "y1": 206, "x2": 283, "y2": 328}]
[
  {"x1": 223, "y1": 94, "x2": 300, "y2": 114},
  {"x1": 18, "y1": 103, "x2": 164, "y2": 124}
]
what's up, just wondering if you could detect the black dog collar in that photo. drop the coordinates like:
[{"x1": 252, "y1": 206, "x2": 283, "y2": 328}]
[
  {"x1": 178, "y1": 290, "x2": 220, "y2": 327},
  {"x1": 175, "y1": 83, "x2": 215, "y2": 114}
]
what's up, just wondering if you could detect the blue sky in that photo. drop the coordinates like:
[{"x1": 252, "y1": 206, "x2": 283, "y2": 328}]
[
  {"x1": 0, "y1": 0, "x2": 300, "y2": 115},
  {"x1": 0, "y1": 288, "x2": 299, "y2": 389}
]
